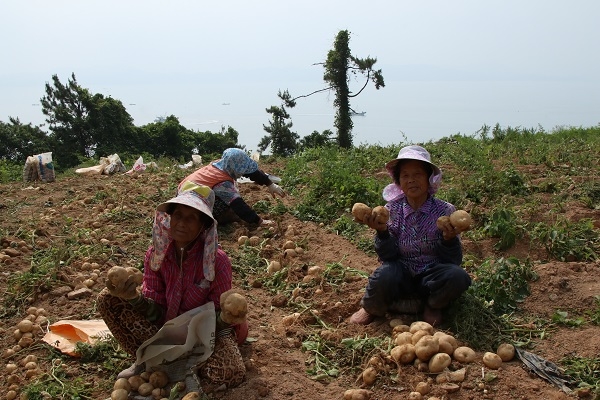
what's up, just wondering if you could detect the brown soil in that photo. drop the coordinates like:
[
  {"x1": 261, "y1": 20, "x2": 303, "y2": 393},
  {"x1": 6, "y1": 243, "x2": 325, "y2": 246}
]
[{"x1": 0, "y1": 169, "x2": 599, "y2": 400}]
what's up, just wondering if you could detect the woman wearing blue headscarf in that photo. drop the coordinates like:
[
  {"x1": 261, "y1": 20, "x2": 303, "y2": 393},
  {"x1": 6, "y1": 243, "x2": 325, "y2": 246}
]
[{"x1": 180, "y1": 148, "x2": 285, "y2": 225}]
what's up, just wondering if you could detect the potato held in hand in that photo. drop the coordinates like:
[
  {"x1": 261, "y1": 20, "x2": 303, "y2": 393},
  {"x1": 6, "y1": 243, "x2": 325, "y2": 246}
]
[
  {"x1": 371, "y1": 206, "x2": 389, "y2": 226},
  {"x1": 449, "y1": 210, "x2": 472, "y2": 232},
  {"x1": 106, "y1": 266, "x2": 143, "y2": 299},
  {"x1": 220, "y1": 289, "x2": 248, "y2": 325},
  {"x1": 436, "y1": 210, "x2": 472, "y2": 233},
  {"x1": 351, "y1": 203, "x2": 372, "y2": 223}
]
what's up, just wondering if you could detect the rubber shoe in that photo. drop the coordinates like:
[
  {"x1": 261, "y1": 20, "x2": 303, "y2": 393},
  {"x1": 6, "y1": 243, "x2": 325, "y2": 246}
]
[{"x1": 349, "y1": 308, "x2": 375, "y2": 325}]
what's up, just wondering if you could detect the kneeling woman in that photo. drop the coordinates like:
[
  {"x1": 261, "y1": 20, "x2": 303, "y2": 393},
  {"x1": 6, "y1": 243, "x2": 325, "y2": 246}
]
[{"x1": 97, "y1": 183, "x2": 247, "y2": 392}]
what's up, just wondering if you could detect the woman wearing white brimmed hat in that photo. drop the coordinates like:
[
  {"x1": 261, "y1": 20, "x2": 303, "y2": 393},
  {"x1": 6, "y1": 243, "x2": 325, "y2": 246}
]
[
  {"x1": 97, "y1": 183, "x2": 247, "y2": 391},
  {"x1": 350, "y1": 145, "x2": 471, "y2": 327}
]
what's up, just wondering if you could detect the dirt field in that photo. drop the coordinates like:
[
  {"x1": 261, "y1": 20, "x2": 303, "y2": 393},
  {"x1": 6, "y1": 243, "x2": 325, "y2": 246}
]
[{"x1": 1, "y1": 168, "x2": 599, "y2": 400}]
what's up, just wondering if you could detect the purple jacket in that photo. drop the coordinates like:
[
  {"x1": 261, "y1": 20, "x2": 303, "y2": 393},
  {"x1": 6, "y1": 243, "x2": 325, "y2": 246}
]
[{"x1": 375, "y1": 195, "x2": 462, "y2": 275}]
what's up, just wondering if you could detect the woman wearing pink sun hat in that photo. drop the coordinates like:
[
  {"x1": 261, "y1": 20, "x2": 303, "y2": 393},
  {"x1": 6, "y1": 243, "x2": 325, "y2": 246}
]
[{"x1": 97, "y1": 183, "x2": 247, "y2": 391}]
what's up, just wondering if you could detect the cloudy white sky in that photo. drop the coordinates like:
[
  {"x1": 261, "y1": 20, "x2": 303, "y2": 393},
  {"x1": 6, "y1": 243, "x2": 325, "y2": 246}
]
[{"x1": 2, "y1": 0, "x2": 599, "y2": 150}]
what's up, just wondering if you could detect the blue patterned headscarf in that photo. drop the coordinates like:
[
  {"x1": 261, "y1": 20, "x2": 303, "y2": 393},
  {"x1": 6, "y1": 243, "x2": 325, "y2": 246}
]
[{"x1": 212, "y1": 148, "x2": 258, "y2": 179}]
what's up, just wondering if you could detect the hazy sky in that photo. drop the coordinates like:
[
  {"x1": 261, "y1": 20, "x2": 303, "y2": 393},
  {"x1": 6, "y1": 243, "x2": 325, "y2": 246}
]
[{"x1": 2, "y1": 1, "x2": 599, "y2": 151}]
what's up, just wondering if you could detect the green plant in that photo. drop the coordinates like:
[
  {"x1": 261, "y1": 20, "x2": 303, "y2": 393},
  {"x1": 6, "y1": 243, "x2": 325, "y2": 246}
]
[
  {"x1": 551, "y1": 310, "x2": 585, "y2": 327},
  {"x1": 302, "y1": 333, "x2": 391, "y2": 380},
  {"x1": 482, "y1": 208, "x2": 522, "y2": 250},
  {"x1": 21, "y1": 360, "x2": 94, "y2": 400},
  {"x1": 561, "y1": 355, "x2": 600, "y2": 397},
  {"x1": 532, "y1": 218, "x2": 599, "y2": 261},
  {"x1": 0, "y1": 159, "x2": 23, "y2": 183},
  {"x1": 321, "y1": 261, "x2": 369, "y2": 288},
  {"x1": 587, "y1": 295, "x2": 600, "y2": 325},
  {"x1": 470, "y1": 257, "x2": 538, "y2": 314}
]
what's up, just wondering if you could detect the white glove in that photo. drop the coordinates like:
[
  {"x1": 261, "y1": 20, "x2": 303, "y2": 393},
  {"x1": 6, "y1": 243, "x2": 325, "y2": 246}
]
[{"x1": 267, "y1": 183, "x2": 285, "y2": 198}]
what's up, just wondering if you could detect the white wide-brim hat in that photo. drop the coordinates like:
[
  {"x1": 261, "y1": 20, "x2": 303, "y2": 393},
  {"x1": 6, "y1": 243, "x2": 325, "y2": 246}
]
[{"x1": 385, "y1": 145, "x2": 441, "y2": 180}]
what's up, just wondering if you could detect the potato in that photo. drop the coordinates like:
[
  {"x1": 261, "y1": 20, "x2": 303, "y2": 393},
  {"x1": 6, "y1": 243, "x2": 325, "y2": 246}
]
[
  {"x1": 411, "y1": 330, "x2": 430, "y2": 345},
  {"x1": 433, "y1": 332, "x2": 458, "y2": 352},
  {"x1": 372, "y1": 205, "x2": 389, "y2": 224},
  {"x1": 126, "y1": 267, "x2": 143, "y2": 284},
  {"x1": 409, "y1": 321, "x2": 433, "y2": 335},
  {"x1": 17, "y1": 319, "x2": 34, "y2": 333},
  {"x1": 394, "y1": 331, "x2": 413, "y2": 346},
  {"x1": 283, "y1": 240, "x2": 296, "y2": 249},
  {"x1": 182, "y1": 393, "x2": 201, "y2": 400},
  {"x1": 447, "y1": 367, "x2": 467, "y2": 382},
  {"x1": 6, "y1": 363, "x2": 18, "y2": 373},
  {"x1": 283, "y1": 248, "x2": 297, "y2": 258},
  {"x1": 407, "y1": 392, "x2": 422, "y2": 400},
  {"x1": 428, "y1": 352, "x2": 451, "y2": 373},
  {"x1": 390, "y1": 320, "x2": 407, "y2": 330},
  {"x1": 496, "y1": 343, "x2": 515, "y2": 362},
  {"x1": 414, "y1": 335, "x2": 439, "y2": 361},
  {"x1": 128, "y1": 375, "x2": 145, "y2": 391},
  {"x1": 267, "y1": 260, "x2": 281, "y2": 274},
  {"x1": 390, "y1": 344, "x2": 416, "y2": 365},
  {"x1": 113, "y1": 378, "x2": 131, "y2": 391},
  {"x1": 449, "y1": 210, "x2": 472, "y2": 232},
  {"x1": 247, "y1": 236, "x2": 260, "y2": 246},
  {"x1": 414, "y1": 358, "x2": 428, "y2": 372},
  {"x1": 453, "y1": 346, "x2": 476, "y2": 363},
  {"x1": 435, "y1": 215, "x2": 450, "y2": 230},
  {"x1": 107, "y1": 266, "x2": 129, "y2": 286},
  {"x1": 437, "y1": 339, "x2": 454, "y2": 355},
  {"x1": 237, "y1": 235, "x2": 249, "y2": 245},
  {"x1": 361, "y1": 366, "x2": 377, "y2": 385},
  {"x1": 111, "y1": 389, "x2": 129, "y2": 400},
  {"x1": 307, "y1": 265, "x2": 322, "y2": 276},
  {"x1": 351, "y1": 203, "x2": 372, "y2": 223},
  {"x1": 414, "y1": 381, "x2": 430, "y2": 395},
  {"x1": 482, "y1": 351, "x2": 502, "y2": 369},
  {"x1": 137, "y1": 382, "x2": 154, "y2": 396},
  {"x1": 343, "y1": 388, "x2": 373, "y2": 400},
  {"x1": 149, "y1": 370, "x2": 169, "y2": 388},
  {"x1": 281, "y1": 312, "x2": 300, "y2": 327},
  {"x1": 152, "y1": 388, "x2": 168, "y2": 399},
  {"x1": 220, "y1": 290, "x2": 248, "y2": 325}
]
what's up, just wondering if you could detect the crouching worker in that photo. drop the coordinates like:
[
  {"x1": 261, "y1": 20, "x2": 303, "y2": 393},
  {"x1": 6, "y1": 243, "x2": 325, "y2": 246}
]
[
  {"x1": 97, "y1": 183, "x2": 248, "y2": 394},
  {"x1": 349, "y1": 145, "x2": 472, "y2": 327}
]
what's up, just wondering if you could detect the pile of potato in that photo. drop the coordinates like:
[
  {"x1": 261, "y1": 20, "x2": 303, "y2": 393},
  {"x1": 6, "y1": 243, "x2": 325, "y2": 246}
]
[
  {"x1": 4, "y1": 354, "x2": 42, "y2": 400},
  {"x1": 111, "y1": 370, "x2": 171, "y2": 400},
  {"x1": 347, "y1": 321, "x2": 515, "y2": 400}
]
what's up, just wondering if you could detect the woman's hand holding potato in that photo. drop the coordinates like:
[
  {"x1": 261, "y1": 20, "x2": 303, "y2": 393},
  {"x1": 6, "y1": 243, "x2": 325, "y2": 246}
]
[
  {"x1": 436, "y1": 210, "x2": 472, "y2": 241},
  {"x1": 364, "y1": 206, "x2": 389, "y2": 232},
  {"x1": 106, "y1": 266, "x2": 142, "y2": 300}
]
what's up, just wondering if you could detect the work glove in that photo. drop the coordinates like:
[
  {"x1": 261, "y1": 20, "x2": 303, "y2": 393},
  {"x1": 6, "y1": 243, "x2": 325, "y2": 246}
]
[
  {"x1": 106, "y1": 266, "x2": 142, "y2": 300},
  {"x1": 267, "y1": 183, "x2": 285, "y2": 198}
]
